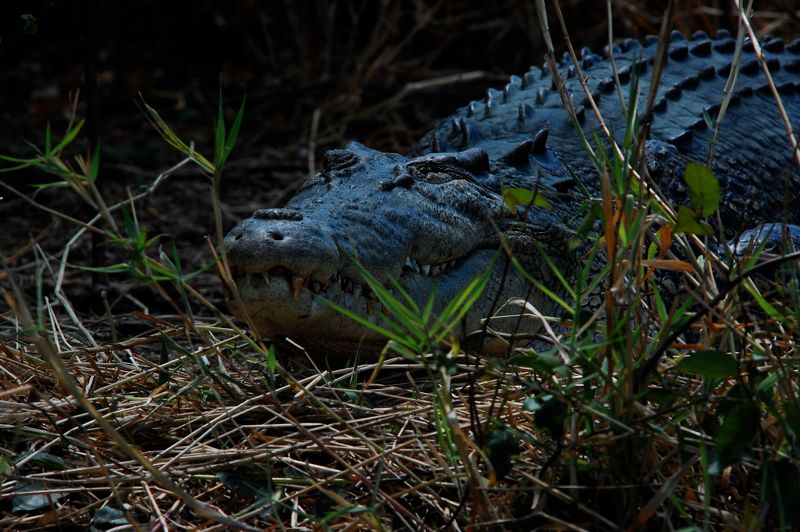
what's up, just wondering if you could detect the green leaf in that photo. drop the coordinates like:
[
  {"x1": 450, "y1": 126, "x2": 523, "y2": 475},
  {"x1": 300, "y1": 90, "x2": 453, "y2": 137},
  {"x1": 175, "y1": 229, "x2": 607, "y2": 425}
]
[
  {"x1": 676, "y1": 350, "x2": 738, "y2": 379},
  {"x1": 483, "y1": 429, "x2": 521, "y2": 480},
  {"x1": 743, "y1": 278, "x2": 786, "y2": 321},
  {"x1": 674, "y1": 205, "x2": 713, "y2": 235},
  {"x1": 15, "y1": 451, "x2": 72, "y2": 470},
  {"x1": 140, "y1": 98, "x2": 215, "y2": 173},
  {"x1": 785, "y1": 402, "x2": 800, "y2": 438},
  {"x1": 12, "y1": 480, "x2": 67, "y2": 512},
  {"x1": 92, "y1": 506, "x2": 128, "y2": 526},
  {"x1": 509, "y1": 349, "x2": 568, "y2": 376},
  {"x1": 88, "y1": 140, "x2": 101, "y2": 182},
  {"x1": 533, "y1": 395, "x2": 567, "y2": 441},
  {"x1": 267, "y1": 343, "x2": 277, "y2": 375},
  {"x1": 684, "y1": 163, "x2": 720, "y2": 217},
  {"x1": 502, "y1": 187, "x2": 552, "y2": 210},
  {"x1": 52, "y1": 119, "x2": 85, "y2": 155},
  {"x1": 225, "y1": 97, "x2": 246, "y2": 161},
  {"x1": 44, "y1": 122, "x2": 52, "y2": 155},
  {"x1": 708, "y1": 400, "x2": 759, "y2": 474},
  {"x1": 214, "y1": 99, "x2": 226, "y2": 169},
  {"x1": 763, "y1": 458, "x2": 800, "y2": 527}
]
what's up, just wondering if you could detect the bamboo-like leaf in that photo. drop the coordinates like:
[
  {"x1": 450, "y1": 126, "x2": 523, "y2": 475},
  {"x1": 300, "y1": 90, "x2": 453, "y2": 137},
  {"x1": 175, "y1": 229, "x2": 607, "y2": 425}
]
[
  {"x1": 52, "y1": 119, "x2": 84, "y2": 155},
  {"x1": 88, "y1": 141, "x2": 101, "y2": 182},
  {"x1": 224, "y1": 97, "x2": 246, "y2": 161}
]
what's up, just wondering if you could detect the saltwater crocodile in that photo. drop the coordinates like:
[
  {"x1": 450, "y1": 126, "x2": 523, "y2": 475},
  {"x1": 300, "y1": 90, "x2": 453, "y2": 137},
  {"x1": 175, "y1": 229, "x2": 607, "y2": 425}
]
[{"x1": 224, "y1": 30, "x2": 800, "y2": 357}]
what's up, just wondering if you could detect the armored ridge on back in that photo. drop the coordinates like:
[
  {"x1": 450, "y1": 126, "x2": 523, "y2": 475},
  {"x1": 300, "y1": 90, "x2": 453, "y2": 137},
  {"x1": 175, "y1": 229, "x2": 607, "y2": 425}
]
[{"x1": 223, "y1": 30, "x2": 800, "y2": 358}]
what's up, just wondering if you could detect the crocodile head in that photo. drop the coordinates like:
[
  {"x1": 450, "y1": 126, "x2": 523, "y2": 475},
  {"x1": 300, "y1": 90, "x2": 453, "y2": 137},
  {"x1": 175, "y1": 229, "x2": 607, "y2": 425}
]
[{"x1": 223, "y1": 141, "x2": 570, "y2": 357}]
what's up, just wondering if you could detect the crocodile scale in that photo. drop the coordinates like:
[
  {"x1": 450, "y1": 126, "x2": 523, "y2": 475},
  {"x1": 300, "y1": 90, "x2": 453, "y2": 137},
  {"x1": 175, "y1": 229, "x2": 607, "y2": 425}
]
[{"x1": 224, "y1": 30, "x2": 800, "y2": 358}]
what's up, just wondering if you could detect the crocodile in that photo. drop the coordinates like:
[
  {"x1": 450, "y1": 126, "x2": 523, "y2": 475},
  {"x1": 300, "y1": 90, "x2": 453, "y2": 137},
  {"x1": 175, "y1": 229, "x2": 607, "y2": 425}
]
[{"x1": 224, "y1": 30, "x2": 800, "y2": 358}]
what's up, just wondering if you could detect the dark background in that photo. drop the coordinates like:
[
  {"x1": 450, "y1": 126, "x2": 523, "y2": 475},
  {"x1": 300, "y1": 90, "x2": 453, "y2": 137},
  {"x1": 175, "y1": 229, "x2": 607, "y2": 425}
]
[{"x1": 1, "y1": 1, "x2": 798, "y2": 297}]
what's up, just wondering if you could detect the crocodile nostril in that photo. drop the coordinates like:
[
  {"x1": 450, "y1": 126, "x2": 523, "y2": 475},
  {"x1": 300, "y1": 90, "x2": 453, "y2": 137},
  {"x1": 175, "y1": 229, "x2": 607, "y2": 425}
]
[
  {"x1": 268, "y1": 231, "x2": 284, "y2": 241},
  {"x1": 234, "y1": 232, "x2": 243, "y2": 241}
]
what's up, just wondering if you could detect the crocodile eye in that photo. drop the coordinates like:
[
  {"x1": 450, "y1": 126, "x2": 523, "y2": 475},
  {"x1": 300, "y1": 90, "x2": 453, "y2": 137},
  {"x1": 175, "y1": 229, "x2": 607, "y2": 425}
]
[
  {"x1": 422, "y1": 171, "x2": 455, "y2": 184},
  {"x1": 322, "y1": 149, "x2": 359, "y2": 172}
]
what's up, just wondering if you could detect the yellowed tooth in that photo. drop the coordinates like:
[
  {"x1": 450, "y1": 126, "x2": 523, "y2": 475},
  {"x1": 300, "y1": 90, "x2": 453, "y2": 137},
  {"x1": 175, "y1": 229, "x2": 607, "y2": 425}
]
[{"x1": 291, "y1": 276, "x2": 304, "y2": 297}]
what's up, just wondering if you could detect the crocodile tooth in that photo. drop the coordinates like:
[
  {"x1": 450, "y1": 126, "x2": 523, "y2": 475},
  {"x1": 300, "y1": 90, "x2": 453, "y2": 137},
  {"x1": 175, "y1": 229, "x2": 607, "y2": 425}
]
[
  {"x1": 421, "y1": 264, "x2": 431, "y2": 276},
  {"x1": 246, "y1": 272, "x2": 253, "y2": 285},
  {"x1": 291, "y1": 276, "x2": 304, "y2": 297},
  {"x1": 262, "y1": 272, "x2": 270, "y2": 285},
  {"x1": 353, "y1": 284, "x2": 362, "y2": 298}
]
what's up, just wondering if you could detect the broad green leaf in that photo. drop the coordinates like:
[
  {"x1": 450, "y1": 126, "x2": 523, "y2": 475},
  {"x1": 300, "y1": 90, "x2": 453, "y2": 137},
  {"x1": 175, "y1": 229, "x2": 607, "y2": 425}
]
[
  {"x1": 674, "y1": 205, "x2": 713, "y2": 235},
  {"x1": 483, "y1": 429, "x2": 521, "y2": 481},
  {"x1": 676, "y1": 350, "x2": 738, "y2": 379},
  {"x1": 12, "y1": 480, "x2": 67, "y2": 512},
  {"x1": 92, "y1": 506, "x2": 128, "y2": 526},
  {"x1": 510, "y1": 349, "x2": 568, "y2": 376},
  {"x1": 708, "y1": 400, "x2": 759, "y2": 474},
  {"x1": 14, "y1": 451, "x2": 71, "y2": 470},
  {"x1": 533, "y1": 395, "x2": 567, "y2": 441},
  {"x1": 502, "y1": 187, "x2": 552, "y2": 210},
  {"x1": 684, "y1": 163, "x2": 720, "y2": 217}
]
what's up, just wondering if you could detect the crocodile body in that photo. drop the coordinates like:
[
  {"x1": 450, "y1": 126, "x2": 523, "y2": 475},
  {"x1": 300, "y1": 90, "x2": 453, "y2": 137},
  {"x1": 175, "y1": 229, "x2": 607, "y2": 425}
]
[{"x1": 224, "y1": 30, "x2": 800, "y2": 358}]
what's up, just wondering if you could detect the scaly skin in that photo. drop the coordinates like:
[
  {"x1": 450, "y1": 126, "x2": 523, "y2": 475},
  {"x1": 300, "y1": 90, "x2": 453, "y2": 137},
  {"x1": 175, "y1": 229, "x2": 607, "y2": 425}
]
[{"x1": 224, "y1": 30, "x2": 800, "y2": 358}]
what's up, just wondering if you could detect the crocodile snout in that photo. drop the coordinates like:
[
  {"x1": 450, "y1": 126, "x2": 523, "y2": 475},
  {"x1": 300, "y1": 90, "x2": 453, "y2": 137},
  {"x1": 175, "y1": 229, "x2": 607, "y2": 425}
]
[{"x1": 224, "y1": 208, "x2": 340, "y2": 283}]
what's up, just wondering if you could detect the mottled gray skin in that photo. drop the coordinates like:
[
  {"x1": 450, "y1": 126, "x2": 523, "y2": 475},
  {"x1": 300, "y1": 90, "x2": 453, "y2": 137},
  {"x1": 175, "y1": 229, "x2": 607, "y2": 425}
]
[{"x1": 224, "y1": 30, "x2": 800, "y2": 357}]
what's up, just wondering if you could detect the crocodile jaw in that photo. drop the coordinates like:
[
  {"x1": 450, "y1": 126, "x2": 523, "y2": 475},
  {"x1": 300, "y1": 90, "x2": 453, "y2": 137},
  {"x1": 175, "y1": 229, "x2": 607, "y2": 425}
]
[{"x1": 225, "y1": 247, "x2": 501, "y2": 356}]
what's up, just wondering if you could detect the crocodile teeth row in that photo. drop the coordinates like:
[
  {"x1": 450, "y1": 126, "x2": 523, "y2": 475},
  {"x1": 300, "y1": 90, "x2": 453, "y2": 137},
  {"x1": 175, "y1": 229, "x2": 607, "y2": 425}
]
[
  {"x1": 247, "y1": 255, "x2": 459, "y2": 298},
  {"x1": 255, "y1": 270, "x2": 374, "y2": 299},
  {"x1": 403, "y1": 256, "x2": 457, "y2": 276}
]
